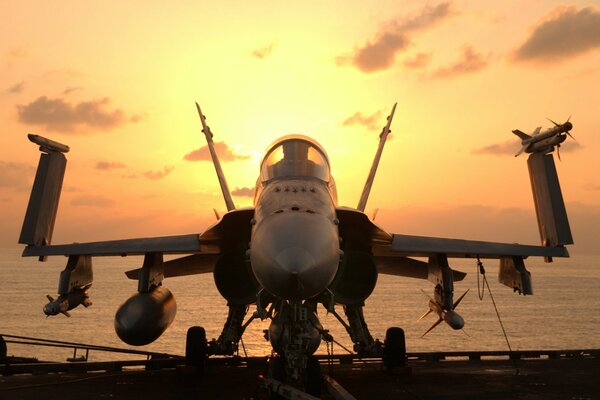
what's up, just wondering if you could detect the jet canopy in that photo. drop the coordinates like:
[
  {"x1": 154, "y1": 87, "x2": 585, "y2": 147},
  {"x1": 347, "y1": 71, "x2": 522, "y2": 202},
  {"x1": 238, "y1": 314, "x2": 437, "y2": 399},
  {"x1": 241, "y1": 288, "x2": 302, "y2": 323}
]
[{"x1": 260, "y1": 135, "x2": 330, "y2": 182}]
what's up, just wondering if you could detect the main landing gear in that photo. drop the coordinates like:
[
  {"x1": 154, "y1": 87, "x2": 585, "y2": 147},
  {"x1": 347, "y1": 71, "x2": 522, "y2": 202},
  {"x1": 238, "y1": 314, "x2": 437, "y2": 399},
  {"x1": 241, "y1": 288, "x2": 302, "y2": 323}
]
[{"x1": 183, "y1": 302, "x2": 408, "y2": 397}]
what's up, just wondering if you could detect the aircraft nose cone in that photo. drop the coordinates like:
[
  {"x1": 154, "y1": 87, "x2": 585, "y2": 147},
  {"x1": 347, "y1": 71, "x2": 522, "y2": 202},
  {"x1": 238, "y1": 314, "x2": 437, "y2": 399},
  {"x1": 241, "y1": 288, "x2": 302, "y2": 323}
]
[
  {"x1": 444, "y1": 311, "x2": 465, "y2": 330},
  {"x1": 43, "y1": 303, "x2": 58, "y2": 316},
  {"x1": 250, "y1": 213, "x2": 339, "y2": 300},
  {"x1": 275, "y1": 247, "x2": 315, "y2": 275}
]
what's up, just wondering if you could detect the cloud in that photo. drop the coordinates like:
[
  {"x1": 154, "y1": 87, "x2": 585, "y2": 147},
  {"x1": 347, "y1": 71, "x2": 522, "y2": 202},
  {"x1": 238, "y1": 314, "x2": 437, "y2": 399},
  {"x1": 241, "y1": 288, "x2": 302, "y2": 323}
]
[
  {"x1": 143, "y1": 165, "x2": 174, "y2": 180},
  {"x1": 183, "y1": 142, "x2": 251, "y2": 162},
  {"x1": 71, "y1": 194, "x2": 115, "y2": 208},
  {"x1": 7, "y1": 81, "x2": 25, "y2": 94},
  {"x1": 130, "y1": 113, "x2": 145, "y2": 123},
  {"x1": 337, "y1": 2, "x2": 453, "y2": 73},
  {"x1": 62, "y1": 87, "x2": 81, "y2": 95},
  {"x1": 17, "y1": 96, "x2": 126, "y2": 132},
  {"x1": 342, "y1": 110, "x2": 383, "y2": 131},
  {"x1": 431, "y1": 46, "x2": 488, "y2": 78},
  {"x1": 473, "y1": 138, "x2": 581, "y2": 156},
  {"x1": 7, "y1": 47, "x2": 29, "y2": 60},
  {"x1": 232, "y1": 187, "x2": 254, "y2": 197},
  {"x1": 0, "y1": 161, "x2": 35, "y2": 191},
  {"x1": 513, "y1": 5, "x2": 600, "y2": 63},
  {"x1": 251, "y1": 42, "x2": 275, "y2": 59},
  {"x1": 403, "y1": 52, "x2": 432, "y2": 69},
  {"x1": 472, "y1": 140, "x2": 519, "y2": 156},
  {"x1": 337, "y1": 32, "x2": 409, "y2": 73},
  {"x1": 96, "y1": 161, "x2": 126, "y2": 170},
  {"x1": 560, "y1": 140, "x2": 582, "y2": 153}
]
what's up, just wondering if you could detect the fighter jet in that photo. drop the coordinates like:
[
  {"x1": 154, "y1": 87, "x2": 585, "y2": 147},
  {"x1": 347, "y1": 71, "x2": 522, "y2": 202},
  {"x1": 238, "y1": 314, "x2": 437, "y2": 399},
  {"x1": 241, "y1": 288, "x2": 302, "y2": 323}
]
[
  {"x1": 17, "y1": 103, "x2": 573, "y2": 396},
  {"x1": 513, "y1": 117, "x2": 574, "y2": 159}
]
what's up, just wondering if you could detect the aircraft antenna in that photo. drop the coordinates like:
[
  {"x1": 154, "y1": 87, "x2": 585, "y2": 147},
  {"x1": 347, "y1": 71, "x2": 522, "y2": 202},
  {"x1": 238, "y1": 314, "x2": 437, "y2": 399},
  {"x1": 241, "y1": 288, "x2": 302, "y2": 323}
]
[
  {"x1": 195, "y1": 102, "x2": 236, "y2": 211},
  {"x1": 357, "y1": 103, "x2": 397, "y2": 212}
]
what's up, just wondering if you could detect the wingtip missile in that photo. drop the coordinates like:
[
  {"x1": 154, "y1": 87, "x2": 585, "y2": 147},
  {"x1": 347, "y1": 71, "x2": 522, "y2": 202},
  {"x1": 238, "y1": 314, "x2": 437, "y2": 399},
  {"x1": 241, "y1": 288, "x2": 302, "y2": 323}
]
[
  {"x1": 513, "y1": 118, "x2": 574, "y2": 157},
  {"x1": 27, "y1": 134, "x2": 70, "y2": 153}
]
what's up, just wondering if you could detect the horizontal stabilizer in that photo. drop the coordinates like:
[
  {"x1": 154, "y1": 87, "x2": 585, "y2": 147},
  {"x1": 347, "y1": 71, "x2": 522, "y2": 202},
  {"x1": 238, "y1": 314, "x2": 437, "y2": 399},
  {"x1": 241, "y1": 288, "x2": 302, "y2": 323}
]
[
  {"x1": 374, "y1": 254, "x2": 466, "y2": 281},
  {"x1": 126, "y1": 253, "x2": 218, "y2": 279}
]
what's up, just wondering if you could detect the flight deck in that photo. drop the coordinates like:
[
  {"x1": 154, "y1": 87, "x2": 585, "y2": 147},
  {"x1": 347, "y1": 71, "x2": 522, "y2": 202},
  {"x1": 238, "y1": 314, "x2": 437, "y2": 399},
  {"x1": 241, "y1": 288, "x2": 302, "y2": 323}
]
[{"x1": 1, "y1": 348, "x2": 598, "y2": 399}]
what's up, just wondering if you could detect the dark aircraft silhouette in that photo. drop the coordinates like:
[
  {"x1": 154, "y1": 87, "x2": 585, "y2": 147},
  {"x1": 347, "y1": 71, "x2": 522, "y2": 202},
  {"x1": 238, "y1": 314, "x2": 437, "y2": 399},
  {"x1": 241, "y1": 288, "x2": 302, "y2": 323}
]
[{"x1": 18, "y1": 104, "x2": 573, "y2": 396}]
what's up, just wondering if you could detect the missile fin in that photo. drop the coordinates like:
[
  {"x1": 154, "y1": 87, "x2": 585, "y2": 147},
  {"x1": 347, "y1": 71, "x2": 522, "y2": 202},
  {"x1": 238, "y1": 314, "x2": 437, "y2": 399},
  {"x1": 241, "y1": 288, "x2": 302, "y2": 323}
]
[
  {"x1": 418, "y1": 309, "x2": 433, "y2": 322},
  {"x1": 512, "y1": 129, "x2": 531, "y2": 141},
  {"x1": 421, "y1": 317, "x2": 443, "y2": 337},
  {"x1": 452, "y1": 289, "x2": 469, "y2": 309},
  {"x1": 515, "y1": 146, "x2": 526, "y2": 157}
]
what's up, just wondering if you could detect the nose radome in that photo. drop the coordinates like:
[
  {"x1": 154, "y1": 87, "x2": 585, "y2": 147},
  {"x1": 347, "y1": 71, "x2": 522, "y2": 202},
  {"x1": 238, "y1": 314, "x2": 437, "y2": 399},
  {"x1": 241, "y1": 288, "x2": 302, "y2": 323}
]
[
  {"x1": 250, "y1": 213, "x2": 339, "y2": 300},
  {"x1": 275, "y1": 247, "x2": 315, "y2": 275}
]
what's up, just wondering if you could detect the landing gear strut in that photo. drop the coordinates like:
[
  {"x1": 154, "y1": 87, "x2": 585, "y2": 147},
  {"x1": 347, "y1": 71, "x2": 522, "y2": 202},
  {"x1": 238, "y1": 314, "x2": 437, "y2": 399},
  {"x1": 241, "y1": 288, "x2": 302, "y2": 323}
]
[
  {"x1": 209, "y1": 304, "x2": 249, "y2": 356},
  {"x1": 265, "y1": 300, "x2": 323, "y2": 396}
]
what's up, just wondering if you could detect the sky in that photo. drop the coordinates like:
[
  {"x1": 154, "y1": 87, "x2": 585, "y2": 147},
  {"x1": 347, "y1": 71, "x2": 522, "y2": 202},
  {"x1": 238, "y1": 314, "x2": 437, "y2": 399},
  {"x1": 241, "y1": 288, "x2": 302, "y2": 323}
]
[{"x1": 1, "y1": 0, "x2": 599, "y2": 254}]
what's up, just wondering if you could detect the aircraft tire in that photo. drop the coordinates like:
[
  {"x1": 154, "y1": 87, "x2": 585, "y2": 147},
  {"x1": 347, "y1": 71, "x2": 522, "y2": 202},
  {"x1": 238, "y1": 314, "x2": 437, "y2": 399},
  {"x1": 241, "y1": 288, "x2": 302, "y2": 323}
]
[
  {"x1": 185, "y1": 326, "x2": 207, "y2": 373},
  {"x1": 0, "y1": 335, "x2": 6, "y2": 363},
  {"x1": 383, "y1": 327, "x2": 406, "y2": 370}
]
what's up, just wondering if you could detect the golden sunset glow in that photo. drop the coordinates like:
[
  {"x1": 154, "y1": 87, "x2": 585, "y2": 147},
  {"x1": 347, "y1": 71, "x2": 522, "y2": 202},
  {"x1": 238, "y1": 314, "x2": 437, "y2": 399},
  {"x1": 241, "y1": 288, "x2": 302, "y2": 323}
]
[{"x1": 1, "y1": 1, "x2": 599, "y2": 253}]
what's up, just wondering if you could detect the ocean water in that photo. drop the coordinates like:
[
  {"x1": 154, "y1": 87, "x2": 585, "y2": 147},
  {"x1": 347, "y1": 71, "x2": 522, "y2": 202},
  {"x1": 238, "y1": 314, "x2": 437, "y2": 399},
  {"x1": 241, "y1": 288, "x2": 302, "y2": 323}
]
[{"x1": 0, "y1": 247, "x2": 598, "y2": 362}]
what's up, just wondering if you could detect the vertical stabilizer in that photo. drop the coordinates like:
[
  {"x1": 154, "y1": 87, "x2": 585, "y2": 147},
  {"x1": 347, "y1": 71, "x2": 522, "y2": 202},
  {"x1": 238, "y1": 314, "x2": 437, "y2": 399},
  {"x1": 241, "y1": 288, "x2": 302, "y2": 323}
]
[
  {"x1": 357, "y1": 103, "x2": 397, "y2": 212},
  {"x1": 195, "y1": 102, "x2": 236, "y2": 211},
  {"x1": 19, "y1": 135, "x2": 69, "y2": 252},
  {"x1": 527, "y1": 153, "x2": 573, "y2": 256}
]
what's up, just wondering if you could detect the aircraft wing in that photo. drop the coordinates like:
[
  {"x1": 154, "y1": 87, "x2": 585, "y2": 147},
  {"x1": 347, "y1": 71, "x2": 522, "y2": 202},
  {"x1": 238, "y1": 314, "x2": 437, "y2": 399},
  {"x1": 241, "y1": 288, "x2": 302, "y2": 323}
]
[
  {"x1": 22, "y1": 207, "x2": 255, "y2": 258},
  {"x1": 386, "y1": 233, "x2": 569, "y2": 259},
  {"x1": 22, "y1": 234, "x2": 204, "y2": 257}
]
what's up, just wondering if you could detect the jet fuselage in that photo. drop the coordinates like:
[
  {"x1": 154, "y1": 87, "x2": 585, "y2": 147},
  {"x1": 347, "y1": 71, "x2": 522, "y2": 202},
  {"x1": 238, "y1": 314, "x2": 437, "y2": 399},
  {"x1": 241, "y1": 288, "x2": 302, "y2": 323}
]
[{"x1": 249, "y1": 136, "x2": 340, "y2": 301}]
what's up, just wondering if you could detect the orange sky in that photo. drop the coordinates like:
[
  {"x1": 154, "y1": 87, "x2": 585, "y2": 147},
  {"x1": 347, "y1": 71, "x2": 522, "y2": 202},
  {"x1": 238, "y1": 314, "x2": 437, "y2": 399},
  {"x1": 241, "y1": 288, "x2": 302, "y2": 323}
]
[{"x1": 1, "y1": 1, "x2": 599, "y2": 253}]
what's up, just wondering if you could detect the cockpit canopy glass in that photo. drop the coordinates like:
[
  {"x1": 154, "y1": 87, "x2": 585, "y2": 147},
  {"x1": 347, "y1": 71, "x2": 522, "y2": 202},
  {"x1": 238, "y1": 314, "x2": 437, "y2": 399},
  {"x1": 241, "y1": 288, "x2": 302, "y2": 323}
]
[{"x1": 260, "y1": 139, "x2": 330, "y2": 182}]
